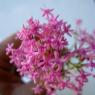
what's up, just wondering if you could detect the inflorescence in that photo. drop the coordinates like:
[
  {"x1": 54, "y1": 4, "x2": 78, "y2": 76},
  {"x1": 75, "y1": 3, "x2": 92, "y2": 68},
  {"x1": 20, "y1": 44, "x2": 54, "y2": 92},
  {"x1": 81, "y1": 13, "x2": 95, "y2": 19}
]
[{"x1": 6, "y1": 9, "x2": 95, "y2": 95}]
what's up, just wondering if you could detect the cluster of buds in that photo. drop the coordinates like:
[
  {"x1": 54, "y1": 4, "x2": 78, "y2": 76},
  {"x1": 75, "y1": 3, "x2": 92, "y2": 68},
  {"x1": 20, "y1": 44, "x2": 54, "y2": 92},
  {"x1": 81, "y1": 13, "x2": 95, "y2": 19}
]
[{"x1": 6, "y1": 9, "x2": 95, "y2": 95}]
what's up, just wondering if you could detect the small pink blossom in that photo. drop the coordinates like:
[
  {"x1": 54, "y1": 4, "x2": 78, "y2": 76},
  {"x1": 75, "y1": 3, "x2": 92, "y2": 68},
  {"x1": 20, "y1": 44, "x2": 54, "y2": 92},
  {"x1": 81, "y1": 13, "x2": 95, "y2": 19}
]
[
  {"x1": 76, "y1": 19, "x2": 82, "y2": 26},
  {"x1": 6, "y1": 43, "x2": 14, "y2": 55},
  {"x1": 41, "y1": 8, "x2": 54, "y2": 19}
]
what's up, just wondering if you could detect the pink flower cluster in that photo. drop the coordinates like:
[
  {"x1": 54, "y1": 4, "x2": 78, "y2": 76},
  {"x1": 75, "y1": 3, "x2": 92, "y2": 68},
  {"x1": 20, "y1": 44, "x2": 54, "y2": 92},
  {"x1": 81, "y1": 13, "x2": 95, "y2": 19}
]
[{"x1": 6, "y1": 9, "x2": 95, "y2": 95}]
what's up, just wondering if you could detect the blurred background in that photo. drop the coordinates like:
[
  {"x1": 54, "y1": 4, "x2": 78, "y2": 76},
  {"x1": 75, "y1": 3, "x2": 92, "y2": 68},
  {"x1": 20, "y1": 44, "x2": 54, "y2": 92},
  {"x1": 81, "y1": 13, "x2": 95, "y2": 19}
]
[{"x1": 0, "y1": 0, "x2": 95, "y2": 95}]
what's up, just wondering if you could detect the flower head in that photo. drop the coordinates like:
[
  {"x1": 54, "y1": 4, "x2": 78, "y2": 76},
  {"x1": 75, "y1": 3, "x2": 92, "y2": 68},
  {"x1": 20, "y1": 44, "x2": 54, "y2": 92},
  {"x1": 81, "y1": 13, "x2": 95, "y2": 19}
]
[{"x1": 6, "y1": 9, "x2": 95, "y2": 95}]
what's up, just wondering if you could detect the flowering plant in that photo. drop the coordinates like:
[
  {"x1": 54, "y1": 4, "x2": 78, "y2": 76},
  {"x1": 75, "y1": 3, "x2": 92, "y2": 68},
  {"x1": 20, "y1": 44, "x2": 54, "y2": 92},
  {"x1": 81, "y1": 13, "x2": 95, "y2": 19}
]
[{"x1": 6, "y1": 9, "x2": 95, "y2": 95}]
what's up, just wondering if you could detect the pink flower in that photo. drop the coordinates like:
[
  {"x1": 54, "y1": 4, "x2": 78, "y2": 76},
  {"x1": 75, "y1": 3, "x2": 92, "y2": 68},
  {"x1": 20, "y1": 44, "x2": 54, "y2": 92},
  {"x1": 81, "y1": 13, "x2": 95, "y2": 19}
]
[
  {"x1": 6, "y1": 9, "x2": 95, "y2": 95},
  {"x1": 76, "y1": 19, "x2": 82, "y2": 26},
  {"x1": 41, "y1": 8, "x2": 54, "y2": 19},
  {"x1": 6, "y1": 43, "x2": 14, "y2": 55}
]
